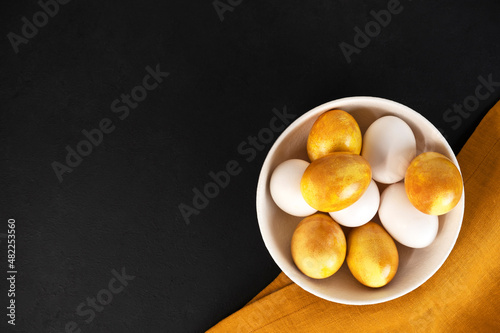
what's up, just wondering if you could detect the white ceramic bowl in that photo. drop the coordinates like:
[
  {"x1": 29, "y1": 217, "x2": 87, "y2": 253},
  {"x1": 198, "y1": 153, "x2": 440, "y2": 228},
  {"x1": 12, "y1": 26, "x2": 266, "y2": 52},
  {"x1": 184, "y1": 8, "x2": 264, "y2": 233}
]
[{"x1": 256, "y1": 96, "x2": 464, "y2": 305}]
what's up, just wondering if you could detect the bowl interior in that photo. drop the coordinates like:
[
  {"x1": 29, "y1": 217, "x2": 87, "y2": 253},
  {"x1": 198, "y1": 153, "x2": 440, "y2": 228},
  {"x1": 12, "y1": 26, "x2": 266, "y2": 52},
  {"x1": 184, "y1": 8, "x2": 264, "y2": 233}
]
[{"x1": 256, "y1": 96, "x2": 464, "y2": 305}]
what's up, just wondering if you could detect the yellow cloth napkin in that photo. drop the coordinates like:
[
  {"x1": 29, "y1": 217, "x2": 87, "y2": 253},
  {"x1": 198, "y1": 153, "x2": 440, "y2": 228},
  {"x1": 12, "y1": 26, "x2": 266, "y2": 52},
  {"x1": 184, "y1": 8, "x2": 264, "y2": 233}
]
[{"x1": 208, "y1": 100, "x2": 500, "y2": 333}]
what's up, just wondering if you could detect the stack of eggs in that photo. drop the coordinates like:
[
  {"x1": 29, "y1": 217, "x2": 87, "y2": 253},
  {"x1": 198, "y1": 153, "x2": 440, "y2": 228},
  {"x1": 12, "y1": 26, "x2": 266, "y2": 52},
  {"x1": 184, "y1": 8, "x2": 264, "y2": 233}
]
[{"x1": 270, "y1": 110, "x2": 463, "y2": 288}]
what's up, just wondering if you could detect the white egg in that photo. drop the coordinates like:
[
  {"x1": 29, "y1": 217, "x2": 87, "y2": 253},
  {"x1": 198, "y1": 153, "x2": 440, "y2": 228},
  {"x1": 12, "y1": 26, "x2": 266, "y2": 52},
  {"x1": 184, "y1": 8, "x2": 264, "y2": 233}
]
[
  {"x1": 361, "y1": 116, "x2": 416, "y2": 184},
  {"x1": 329, "y1": 179, "x2": 380, "y2": 227},
  {"x1": 270, "y1": 159, "x2": 317, "y2": 217},
  {"x1": 379, "y1": 182, "x2": 439, "y2": 248}
]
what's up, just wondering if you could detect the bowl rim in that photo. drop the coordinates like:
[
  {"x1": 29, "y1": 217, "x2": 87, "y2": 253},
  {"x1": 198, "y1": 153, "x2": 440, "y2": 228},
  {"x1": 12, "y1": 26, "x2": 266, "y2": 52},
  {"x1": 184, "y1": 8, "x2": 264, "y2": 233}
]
[{"x1": 256, "y1": 96, "x2": 465, "y2": 305}]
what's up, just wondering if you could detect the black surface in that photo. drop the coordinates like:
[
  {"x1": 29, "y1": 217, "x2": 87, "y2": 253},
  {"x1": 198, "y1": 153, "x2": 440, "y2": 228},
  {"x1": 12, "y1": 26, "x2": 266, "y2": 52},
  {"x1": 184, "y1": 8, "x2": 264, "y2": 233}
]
[{"x1": 1, "y1": 0, "x2": 499, "y2": 332}]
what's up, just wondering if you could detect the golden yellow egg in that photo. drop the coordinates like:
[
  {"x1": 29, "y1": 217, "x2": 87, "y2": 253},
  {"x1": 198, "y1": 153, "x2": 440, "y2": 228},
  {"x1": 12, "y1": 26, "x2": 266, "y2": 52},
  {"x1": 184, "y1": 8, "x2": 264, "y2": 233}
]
[
  {"x1": 291, "y1": 213, "x2": 346, "y2": 279},
  {"x1": 347, "y1": 222, "x2": 399, "y2": 288},
  {"x1": 307, "y1": 109, "x2": 362, "y2": 161},
  {"x1": 300, "y1": 153, "x2": 372, "y2": 212},
  {"x1": 405, "y1": 152, "x2": 463, "y2": 215}
]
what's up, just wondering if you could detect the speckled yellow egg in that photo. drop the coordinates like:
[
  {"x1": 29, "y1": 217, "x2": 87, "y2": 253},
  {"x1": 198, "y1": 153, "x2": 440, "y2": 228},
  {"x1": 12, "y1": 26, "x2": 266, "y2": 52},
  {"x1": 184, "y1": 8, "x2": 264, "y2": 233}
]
[
  {"x1": 405, "y1": 152, "x2": 463, "y2": 215},
  {"x1": 291, "y1": 213, "x2": 346, "y2": 279},
  {"x1": 307, "y1": 110, "x2": 362, "y2": 161},
  {"x1": 300, "y1": 152, "x2": 372, "y2": 212},
  {"x1": 347, "y1": 222, "x2": 399, "y2": 288}
]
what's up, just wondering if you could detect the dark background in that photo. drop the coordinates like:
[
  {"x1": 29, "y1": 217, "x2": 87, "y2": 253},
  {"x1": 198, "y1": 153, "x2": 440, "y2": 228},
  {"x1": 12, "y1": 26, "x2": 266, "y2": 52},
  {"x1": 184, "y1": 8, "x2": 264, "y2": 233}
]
[{"x1": 1, "y1": 0, "x2": 499, "y2": 332}]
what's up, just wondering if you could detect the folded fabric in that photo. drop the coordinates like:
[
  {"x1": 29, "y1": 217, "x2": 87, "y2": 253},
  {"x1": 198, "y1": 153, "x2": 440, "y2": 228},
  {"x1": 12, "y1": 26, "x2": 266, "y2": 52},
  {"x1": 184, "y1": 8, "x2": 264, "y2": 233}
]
[{"x1": 208, "y1": 100, "x2": 500, "y2": 333}]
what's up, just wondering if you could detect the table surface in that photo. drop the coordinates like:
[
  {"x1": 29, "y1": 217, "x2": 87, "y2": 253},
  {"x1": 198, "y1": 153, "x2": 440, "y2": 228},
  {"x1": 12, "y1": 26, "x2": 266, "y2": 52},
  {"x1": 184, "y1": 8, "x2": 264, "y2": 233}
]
[{"x1": 1, "y1": 1, "x2": 500, "y2": 332}]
